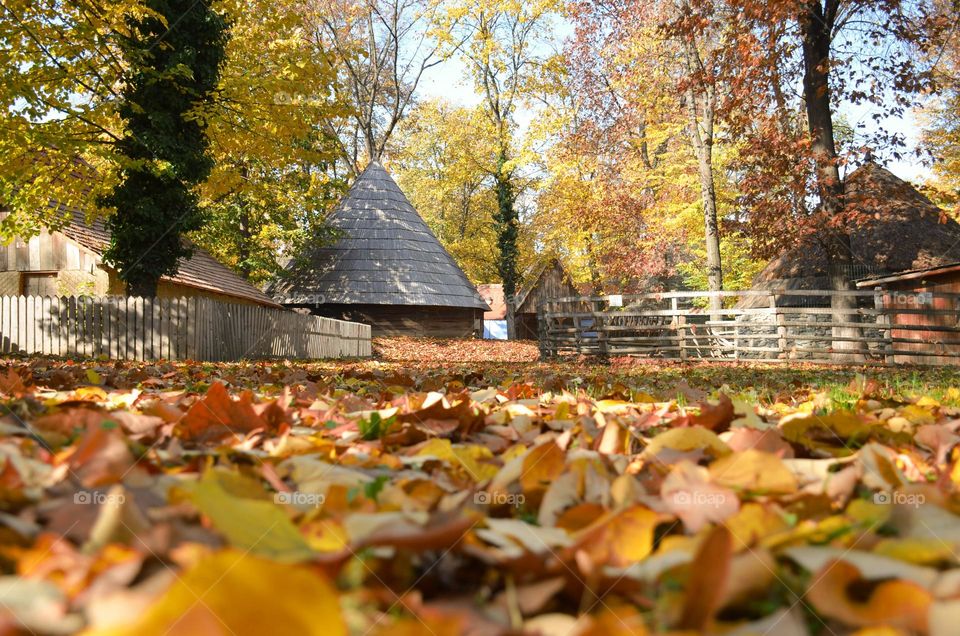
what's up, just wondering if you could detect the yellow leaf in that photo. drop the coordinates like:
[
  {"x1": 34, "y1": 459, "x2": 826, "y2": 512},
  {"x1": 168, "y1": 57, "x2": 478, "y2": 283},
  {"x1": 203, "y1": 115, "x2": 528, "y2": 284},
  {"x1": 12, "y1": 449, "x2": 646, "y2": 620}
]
[
  {"x1": 723, "y1": 503, "x2": 790, "y2": 551},
  {"x1": 573, "y1": 505, "x2": 660, "y2": 567},
  {"x1": 642, "y1": 426, "x2": 731, "y2": 458},
  {"x1": 709, "y1": 449, "x2": 798, "y2": 494},
  {"x1": 873, "y1": 538, "x2": 955, "y2": 566},
  {"x1": 415, "y1": 438, "x2": 498, "y2": 482},
  {"x1": 81, "y1": 549, "x2": 346, "y2": 636},
  {"x1": 183, "y1": 469, "x2": 315, "y2": 563},
  {"x1": 899, "y1": 404, "x2": 936, "y2": 426}
]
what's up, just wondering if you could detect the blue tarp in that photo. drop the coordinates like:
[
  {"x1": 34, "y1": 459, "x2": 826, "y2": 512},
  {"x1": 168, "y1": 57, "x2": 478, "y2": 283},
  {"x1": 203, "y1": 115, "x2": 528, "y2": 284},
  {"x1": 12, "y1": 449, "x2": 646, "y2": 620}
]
[{"x1": 484, "y1": 320, "x2": 508, "y2": 340}]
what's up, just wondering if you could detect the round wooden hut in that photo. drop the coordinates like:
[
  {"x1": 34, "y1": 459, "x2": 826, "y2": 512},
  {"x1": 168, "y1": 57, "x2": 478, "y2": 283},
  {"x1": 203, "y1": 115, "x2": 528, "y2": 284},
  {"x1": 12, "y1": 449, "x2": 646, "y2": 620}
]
[{"x1": 271, "y1": 161, "x2": 489, "y2": 337}]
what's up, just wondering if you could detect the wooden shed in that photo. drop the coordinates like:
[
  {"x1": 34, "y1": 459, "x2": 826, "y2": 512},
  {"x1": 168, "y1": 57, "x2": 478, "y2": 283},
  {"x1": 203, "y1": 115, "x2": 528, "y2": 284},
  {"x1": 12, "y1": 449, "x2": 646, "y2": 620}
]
[
  {"x1": 856, "y1": 263, "x2": 960, "y2": 364},
  {"x1": 271, "y1": 162, "x2": 489, "y2": 337},
  {"x1": 513, "y1": 259, "x2": 578, "y2": 340},
  {"x1": 744, "y1": 162, "x2": 960, "y2": 307},
  {"x1": 0, "y1": 210, "x2": 279, "y2": 307}
]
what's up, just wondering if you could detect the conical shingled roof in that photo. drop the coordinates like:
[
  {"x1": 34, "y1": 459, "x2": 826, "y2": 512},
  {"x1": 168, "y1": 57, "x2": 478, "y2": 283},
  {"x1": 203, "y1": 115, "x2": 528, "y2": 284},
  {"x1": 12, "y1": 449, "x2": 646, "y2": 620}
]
[{"x1": 272, "y1": 162, "x2": 489, "y2": 310}]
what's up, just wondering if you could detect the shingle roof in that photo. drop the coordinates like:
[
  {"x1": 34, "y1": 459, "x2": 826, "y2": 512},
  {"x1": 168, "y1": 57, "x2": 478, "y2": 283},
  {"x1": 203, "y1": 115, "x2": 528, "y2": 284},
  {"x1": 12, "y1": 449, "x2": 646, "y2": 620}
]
[
  {"x1": 57, "y1": 208, "x2": 279, "y2": 307},
  {"x1": 272, "y1": 162, "x2": 489, "y2": 310}
]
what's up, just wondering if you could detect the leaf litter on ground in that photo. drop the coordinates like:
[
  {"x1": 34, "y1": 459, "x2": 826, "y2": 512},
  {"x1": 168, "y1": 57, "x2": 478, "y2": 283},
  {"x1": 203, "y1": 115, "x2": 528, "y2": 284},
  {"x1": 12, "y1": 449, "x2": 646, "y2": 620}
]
[{"x1": 0, "y1": 351, "x2": 960, "y2": 634}]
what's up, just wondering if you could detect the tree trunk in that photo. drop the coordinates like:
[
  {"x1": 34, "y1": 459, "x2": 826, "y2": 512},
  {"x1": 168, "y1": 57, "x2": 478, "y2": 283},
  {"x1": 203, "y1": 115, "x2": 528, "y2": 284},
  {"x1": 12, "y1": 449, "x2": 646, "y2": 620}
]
[
  {"x1": 127, "y1": 278, "x2": 158, "y2": 299},
  {"x1": 494, "y1": 149, "x2": 519, "y2": 339},
  {"x1": 236, "y1": 165, "x2": 253, "y2": 279},
  {"x1": 798, "y1": 0, "x2": 861, "y2": 361},
  {"x1": 237, "y1": 207, "x2": 252, "y2": 279},
  {"x1": 682, "y1": 35, "x2": 723, "y2": 313}
]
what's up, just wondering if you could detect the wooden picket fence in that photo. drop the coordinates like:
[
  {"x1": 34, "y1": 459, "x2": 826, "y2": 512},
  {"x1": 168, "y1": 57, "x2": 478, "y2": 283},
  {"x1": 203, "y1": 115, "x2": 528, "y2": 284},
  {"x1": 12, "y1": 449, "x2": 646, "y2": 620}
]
[
  {"x1": 0, "y1": 295, "x2": 372, "y2": 361},
  {"x1": 539, "y1": 289, "x2": 960, "y2": 366}
]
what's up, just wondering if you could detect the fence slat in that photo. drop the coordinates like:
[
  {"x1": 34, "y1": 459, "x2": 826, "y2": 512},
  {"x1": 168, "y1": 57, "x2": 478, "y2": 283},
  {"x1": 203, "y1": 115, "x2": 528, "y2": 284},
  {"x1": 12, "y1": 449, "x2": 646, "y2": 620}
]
[{"x1": 0, "y1": 294, "x2": 371, "y2": 362}]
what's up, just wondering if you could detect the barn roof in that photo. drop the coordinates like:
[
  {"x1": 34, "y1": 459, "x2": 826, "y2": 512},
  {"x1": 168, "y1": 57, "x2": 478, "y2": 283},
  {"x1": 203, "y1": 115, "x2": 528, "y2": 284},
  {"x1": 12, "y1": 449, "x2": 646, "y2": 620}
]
[
  {"x1": 515, "y1": 258, "x2": 577, "y2": 314},
  {"x1": 750, "y1": 163, "x2": 960, "y2": 292},
  {"x1": 272, "y1": 161, "x2": 489, "y2": 310},
  {"x1": 856, "y1": 261, "x2": 960, "y2": 287},
  {"x1": 55, "y1": 208, "x2": 279, "y2": 307}
]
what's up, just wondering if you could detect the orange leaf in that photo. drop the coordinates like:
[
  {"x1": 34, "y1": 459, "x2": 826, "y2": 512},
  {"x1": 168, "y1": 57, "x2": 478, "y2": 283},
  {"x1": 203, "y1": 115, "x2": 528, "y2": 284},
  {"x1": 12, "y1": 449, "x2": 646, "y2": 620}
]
[
  {"x1": 520, "y1": 442, "x2": 566, "y2": 494},
  {"x1": 806, "y1": 559, "x2": 931, "y2": 632},
  {"x1": 178, "y1": 382, "x2": 267, "y2": 442}
]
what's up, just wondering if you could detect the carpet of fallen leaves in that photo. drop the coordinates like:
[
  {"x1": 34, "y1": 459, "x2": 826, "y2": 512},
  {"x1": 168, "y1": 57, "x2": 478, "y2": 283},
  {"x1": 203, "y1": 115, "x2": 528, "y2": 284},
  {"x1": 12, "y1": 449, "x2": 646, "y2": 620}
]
[
  {"x1": 373, "y1": 337, "x2": 540, "y2": 362},
  {"x1": 3, "y1": 357, "x2": 960, "y2": 635}
]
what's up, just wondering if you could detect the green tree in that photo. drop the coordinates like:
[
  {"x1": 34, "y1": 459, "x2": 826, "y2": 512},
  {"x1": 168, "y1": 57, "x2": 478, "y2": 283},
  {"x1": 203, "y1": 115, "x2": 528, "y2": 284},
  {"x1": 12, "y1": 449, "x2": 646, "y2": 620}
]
[
  {"x1": 100, "y1": 0, "x2": 228, "y2": 297},
  {"x1": 389, "y1": 99, "x2": 501, "y2": 283},
  {"x1": 435, "y1": 0, "x2": 559, "y2": 334}
]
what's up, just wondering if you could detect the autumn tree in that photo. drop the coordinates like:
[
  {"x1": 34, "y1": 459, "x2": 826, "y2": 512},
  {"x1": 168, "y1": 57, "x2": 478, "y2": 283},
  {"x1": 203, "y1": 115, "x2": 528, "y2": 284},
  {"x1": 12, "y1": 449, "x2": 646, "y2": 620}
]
[
  {"x1": 708, "y1": 0, "x2": 939, "y2": 357},
  {"x1": 306, "y1": 0, "x2": 445, "y2": 172},
  {"x1": 191, "y1": 0, "x2": 347, "y2": 285},
  {"x1": 538, "y1": 0, "x2": 751, "y2": 296},
  {"x1": 388, "y1": 99, "x2": 502, "y2": 283},
  {"x1": 435, "y1": 0, "x2": 559, "y2": 335},
  {"x1": 0, "y1": 0, "x2": 131, "y2": 239},
  {"x1": 1, "y1": 0, "x2": 349, "y2": 288},
  {"x1": 921, "y1": 0, "x2": 960, "y2": 203}
]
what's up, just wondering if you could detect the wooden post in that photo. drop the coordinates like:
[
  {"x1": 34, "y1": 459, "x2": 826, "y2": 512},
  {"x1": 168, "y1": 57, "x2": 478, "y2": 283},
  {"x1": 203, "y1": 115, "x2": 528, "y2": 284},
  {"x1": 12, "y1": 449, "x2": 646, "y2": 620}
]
[
  {"x1": 537, "y1": 301, "x2": 548, "y2": 359},
  {"x1": 874, "y1": 287, "x2": 894, "y2": 364},
  {"x1": 595, "y1": 299, "x2": 608, "y2": 357},
  {"x1": 673, "y1": 297, "x2": 687, "y2": 361},
  {"x1": 771, "y1": 293, "x2": 787, "y2": 358}
]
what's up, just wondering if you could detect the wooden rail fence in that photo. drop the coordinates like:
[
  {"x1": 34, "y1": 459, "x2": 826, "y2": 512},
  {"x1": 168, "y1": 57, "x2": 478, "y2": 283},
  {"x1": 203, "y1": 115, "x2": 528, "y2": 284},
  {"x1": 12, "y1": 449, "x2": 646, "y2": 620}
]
[
  {"x1": 0, "y1": 295, "x2": 372, "y2": 361},
  {"x1": 539, "y1": 290, "x2": 960, "y2": 366}
]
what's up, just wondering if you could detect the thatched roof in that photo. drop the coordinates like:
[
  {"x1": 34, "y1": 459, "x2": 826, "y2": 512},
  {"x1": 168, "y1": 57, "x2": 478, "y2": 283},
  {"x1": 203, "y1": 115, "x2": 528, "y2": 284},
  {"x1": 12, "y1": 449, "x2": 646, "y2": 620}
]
[
  {"x1": 272, "y1": 162, "x2": 488, "y2": 310},
  {"x1": 750, "y1": 163, "x2": 960, "y2": 293}
]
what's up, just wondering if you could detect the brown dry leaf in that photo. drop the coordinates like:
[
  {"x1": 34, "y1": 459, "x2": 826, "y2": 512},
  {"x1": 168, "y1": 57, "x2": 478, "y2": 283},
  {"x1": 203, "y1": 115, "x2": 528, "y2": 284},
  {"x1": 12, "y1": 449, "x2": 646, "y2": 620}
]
[
  {"x1": 661, "y1": 461, "x2": 740, "y2": 533},
  {"x1": 65, "y1": 420, "x2": 136, "y2": 488},
  {"x1": 677, "y1": 525, "x2": 733, "y2": 631},
  {"x1": 0, "y1": 367, "x2": 30, "y2": 396},
  {"x1": 690, "y1": 393, "x2": 735, "y2": 433}
]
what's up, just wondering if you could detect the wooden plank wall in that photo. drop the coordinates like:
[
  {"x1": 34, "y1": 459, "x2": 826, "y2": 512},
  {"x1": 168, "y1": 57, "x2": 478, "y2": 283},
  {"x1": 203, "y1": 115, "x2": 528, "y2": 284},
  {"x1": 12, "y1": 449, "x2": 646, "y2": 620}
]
[
  {"x1": 539, "y1": 290, "x2": 960, "y2": 366},
  {"x1": 0, "y1": 295, "x2": 372, "y2": 361}
]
